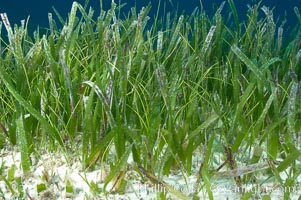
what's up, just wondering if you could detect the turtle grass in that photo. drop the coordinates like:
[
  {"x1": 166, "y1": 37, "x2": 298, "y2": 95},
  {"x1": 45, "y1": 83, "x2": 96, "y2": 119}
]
[{"x1": 0, "y1": 1, "x2": 301, "y2": 199}]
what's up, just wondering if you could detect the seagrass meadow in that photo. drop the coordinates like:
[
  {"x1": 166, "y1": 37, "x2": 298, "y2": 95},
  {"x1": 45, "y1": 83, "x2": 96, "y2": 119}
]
[{"x1": 0, "y1": 0, "x2": 301, "y2": 199}]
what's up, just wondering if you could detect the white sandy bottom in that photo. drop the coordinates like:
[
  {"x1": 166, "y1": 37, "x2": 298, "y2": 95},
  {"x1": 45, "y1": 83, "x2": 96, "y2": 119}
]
[{"x1": 1, "y1": 147, "x2": 301, "y2": 199}]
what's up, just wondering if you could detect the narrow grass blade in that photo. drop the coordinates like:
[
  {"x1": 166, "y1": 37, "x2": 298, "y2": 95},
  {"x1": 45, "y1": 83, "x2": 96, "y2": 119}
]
[
  {"x1": 61, "y1": 1, "x2": 78, "y2": 41},
  {"x1": 0, "y1": 13, "x2": 14, "y2": 45},
  {"x1": 165, "y1": 15, "x2": 184, "y2": 56},
  {"x1": 16, "y1": 114, "x2": 31, "y2": 172},
  {"x1": 82, "y1": 89, "x2": 95, "y2": 166},
  {"x1": 201, "y1": 26, "x2": 216, "y2": 57},
  {"x1": 104, "y1": 145, "x2": 132, "y2": 192},
  {"x1": 187, "y1": 113, "x2": 219, "y2": 140},
  {"x1": 277, "y1": 148, "x2": 301, "y2": 172},
  {"x1": 59, "y1": 49, "x2": 74, "y2": 111},
  {"x1": 81, "y1": 81, "x2": 115, "y2": 128},
  {"x1": 231, "y1": 45, "x2": 265, "y2": 82},
  {"x1": 185, "y1": 140, "x2": 194, "y2": 175},
  {"x1": 24, "y1": 40, "x2": 43, "y2": 62},
  {"x1": 261, "y1": 57, "x2": 281, "y2": 71},
  {"x1": 48, "y1": 13, "x2": 55, "y2": 36},
  {"x1": 0, "y1": 175, "x2": 15, "y2": 195},
  {"x1": 231, "y1": 82, "x2": 255, "y2": 152},
  {"x1": 85, "y1": 127, "x2": 115, "y2": 167},
  {"x1": 215, "y1": 162, "x2": 270, "y2": 177},
  {"x1": 228, "y1": 0, "x2": 239, "y2": 32},
  {"x1": 267, "y1": 131, "x2": 279, "y2": 160},
  {"x1": 0, "y1": 20, "x2": 2, "y2": 42},
  {"x1": 254, "y1": 88, "x2": 276, "y2": 135},
  {"x1": 157, "y1": 31, "x2": 164, "y2": 59},
  {"x1": 155, "y1": 65, "x2": 169, "y2": 110},
  {"x1": 52, "y1": 6, "x2": 65, "y2": 25},
  {"x1": 201, "y1": 169, "x2": 213, "y2": 200},
  {"x1": 201, "y1": 135, "x2": 215, "y2": 200},
  {"x1": 276, "y1": 27, "x2": 283, "y2": 55},
  {"x1": 294, "y1": 7, "x2": 301, "y2": 24},
  {"x1": 287, "y1": 81, "x2": 298, "y2": 136}
]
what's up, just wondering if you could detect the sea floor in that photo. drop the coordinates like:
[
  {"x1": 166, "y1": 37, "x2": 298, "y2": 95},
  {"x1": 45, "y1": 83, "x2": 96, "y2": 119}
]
[{"x1": 1, "y1": 146, "x2": 300, "y2": 199}]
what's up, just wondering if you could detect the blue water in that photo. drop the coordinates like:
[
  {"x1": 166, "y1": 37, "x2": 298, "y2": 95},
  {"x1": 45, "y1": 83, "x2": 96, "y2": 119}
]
[{"x1": 0, "y1": 0, "x2": 300, "y2": 32}]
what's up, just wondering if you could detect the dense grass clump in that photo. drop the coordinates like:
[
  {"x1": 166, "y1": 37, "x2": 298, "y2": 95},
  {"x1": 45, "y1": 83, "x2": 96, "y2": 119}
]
[{"x1": 0, "y1": 1, "x2": 301, "y2": 199}]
